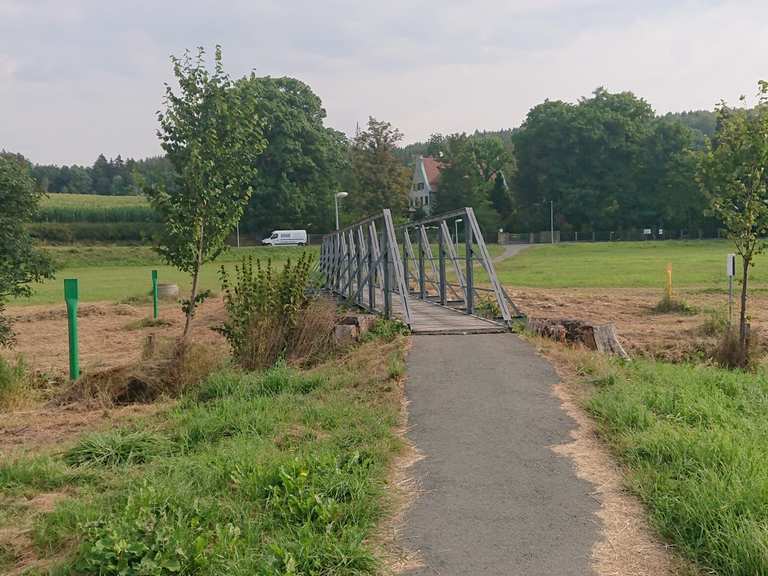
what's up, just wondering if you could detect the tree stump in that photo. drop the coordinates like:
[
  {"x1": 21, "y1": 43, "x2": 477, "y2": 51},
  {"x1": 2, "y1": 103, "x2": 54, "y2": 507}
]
[{"x1": 526, "y1": 317, "x2": 629, "y2": 359}]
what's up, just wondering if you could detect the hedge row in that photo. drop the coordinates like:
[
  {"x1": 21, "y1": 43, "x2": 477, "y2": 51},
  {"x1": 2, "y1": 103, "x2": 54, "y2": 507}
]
[
  {"x1": 35, "y1": 205, "x2": 160, "y2": 223},
  {"x1": 28, "y1": 222, "x2": 163, "y2": 243}
]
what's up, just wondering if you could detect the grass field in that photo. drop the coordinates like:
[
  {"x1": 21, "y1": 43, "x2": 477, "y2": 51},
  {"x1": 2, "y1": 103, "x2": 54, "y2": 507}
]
[
  {"x1": 581, "y1": 355, "x2": 768, "y2": 575},
  {"x1": 495, "y1": 240, "x2": 759, "y2": 288},
  {"x1": 0, "y1": 330, "x2": 407, "y2": 574},
  {"x1": 12, "y1": 246, "x2": 319, "y2": 306}
]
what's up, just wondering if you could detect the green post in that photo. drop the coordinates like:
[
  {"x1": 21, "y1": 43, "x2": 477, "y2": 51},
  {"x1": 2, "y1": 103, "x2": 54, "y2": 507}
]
[
  {"x1": 64, "y1": 279, "x2": 79, "y2": 380},
  {"x1": 151, "y1": 270, "x2": 159, "y2": 320}
]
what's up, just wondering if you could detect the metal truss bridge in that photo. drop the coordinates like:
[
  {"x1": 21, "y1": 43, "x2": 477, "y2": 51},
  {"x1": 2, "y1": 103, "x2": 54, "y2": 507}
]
[{"x1": 320, "y1": 207, "x2": 520, "y2": 334}]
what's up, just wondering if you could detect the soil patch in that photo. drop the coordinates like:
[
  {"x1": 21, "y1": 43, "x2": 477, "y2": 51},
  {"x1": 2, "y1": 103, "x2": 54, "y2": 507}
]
[
  {"x1": 3, "y1": 299, "x2": 228, "y2": 377},
  {"x1": 508, "y1": 287, "x2": 766, "y2": 361}
]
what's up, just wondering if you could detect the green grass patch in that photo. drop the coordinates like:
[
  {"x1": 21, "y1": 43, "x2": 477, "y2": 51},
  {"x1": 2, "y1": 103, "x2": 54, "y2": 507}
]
[
  {"x1": 10, "y1": 245, "x2": 318, "y2": 306},
  {"x1": 585, "y1": 357, "x2": 768, "y2": 575},
  {"x1": 3, "y1": 336, "x2": 406, "y2": 574},
  {"x1": 494, "y1": 240, "x2": 767, "y2": 288}
]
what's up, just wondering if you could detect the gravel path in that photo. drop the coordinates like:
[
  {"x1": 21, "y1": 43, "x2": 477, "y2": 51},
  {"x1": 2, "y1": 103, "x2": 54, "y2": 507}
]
[{"x1": 401, "y1": 334, "x2": 599, "y2": 575}]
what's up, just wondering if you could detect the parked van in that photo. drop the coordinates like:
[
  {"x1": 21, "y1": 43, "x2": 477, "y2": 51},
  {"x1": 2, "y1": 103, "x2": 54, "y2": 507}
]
[{"x1": 261, "y1": 230, "x2": 308, "y2": 246}]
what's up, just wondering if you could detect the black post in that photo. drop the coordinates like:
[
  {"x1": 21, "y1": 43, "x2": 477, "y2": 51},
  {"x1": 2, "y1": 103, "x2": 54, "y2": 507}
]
[
  {"x1": 439, "y1": 224, "x2": 447, "y2": 306},
  {"x1": 465, "y1": 221, "x2": 474, "y2": 314}
]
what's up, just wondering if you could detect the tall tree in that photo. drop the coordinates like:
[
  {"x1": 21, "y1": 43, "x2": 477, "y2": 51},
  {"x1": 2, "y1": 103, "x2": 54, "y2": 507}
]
[
  {"x1": 347, "y1": 117, "x2": 411, "y2": 220},
  {"x1": 0, "y1": 153, "x2": 54, "y2": 346},
  {"x1": 235, "y1": 75, "x2": 346, "y2": 235},
  {"x1": 145, "y1": 46, "x2": 266, "y2": 339},
  {"x1": 698, "y1": 82, "x2": 768, "y2": 366}
]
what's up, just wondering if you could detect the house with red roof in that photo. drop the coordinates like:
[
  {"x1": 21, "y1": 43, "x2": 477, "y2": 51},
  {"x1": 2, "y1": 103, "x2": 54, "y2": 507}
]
[{"x1": 408, "y1": 156, "x2": 444, "y2": 215}]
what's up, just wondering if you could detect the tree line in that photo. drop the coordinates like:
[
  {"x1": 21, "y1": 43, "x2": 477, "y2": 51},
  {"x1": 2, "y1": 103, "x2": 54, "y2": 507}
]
[{"x1": 18, "y1": 82, "x2": 725, "y2": 238}]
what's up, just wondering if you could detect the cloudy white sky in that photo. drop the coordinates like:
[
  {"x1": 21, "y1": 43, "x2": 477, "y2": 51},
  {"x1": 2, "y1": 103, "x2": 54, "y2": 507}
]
[{"x1": 1, "y1": 0, "x2": 767, "y2": 165}]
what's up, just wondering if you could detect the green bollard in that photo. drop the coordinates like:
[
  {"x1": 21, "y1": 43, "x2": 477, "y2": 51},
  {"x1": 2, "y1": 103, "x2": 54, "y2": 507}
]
[
  {"x1": 64, "y1": 279, "x2": 80, "y2": 380},
  {"x1": 151, "y1": 270, "x2": 159, "y2": 320}
]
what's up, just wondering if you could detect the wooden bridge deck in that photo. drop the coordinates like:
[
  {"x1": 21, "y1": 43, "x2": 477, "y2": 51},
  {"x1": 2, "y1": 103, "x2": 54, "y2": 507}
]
[{"x1": 366, "y1": 289, "x2": 508, "y2": 335}]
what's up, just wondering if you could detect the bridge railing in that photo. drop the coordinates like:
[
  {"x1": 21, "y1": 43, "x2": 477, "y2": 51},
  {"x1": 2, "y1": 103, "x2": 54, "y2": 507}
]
[
  {"x1": 399, "y1": 207, "x2": 515, "y2": 323},
  {"x1": 320, "y1": 209, "x2": 413, "y2": 325},
  {"x1": 320, "y1": 207, "x2": 516, "y2": 328}
]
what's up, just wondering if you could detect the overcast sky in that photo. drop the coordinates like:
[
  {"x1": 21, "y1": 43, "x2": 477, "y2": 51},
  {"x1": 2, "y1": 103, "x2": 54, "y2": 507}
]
[{"x1": 1, "y1": 0, "x2": 767, "y2": 165}]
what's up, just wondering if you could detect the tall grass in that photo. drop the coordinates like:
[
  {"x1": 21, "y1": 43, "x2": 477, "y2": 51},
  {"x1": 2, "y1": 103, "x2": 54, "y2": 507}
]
[{"x1": 587, "y1": 358, "x2": 768, "y2": 575}]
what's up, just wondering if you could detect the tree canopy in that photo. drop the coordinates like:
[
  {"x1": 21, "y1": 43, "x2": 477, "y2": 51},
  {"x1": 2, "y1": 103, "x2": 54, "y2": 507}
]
[
  {"x1": 0, "y1": 153, "x2": 54, "y2": 346},
  {"x1": 235, "y1": 75, "x2": 346, "y2": 235}
]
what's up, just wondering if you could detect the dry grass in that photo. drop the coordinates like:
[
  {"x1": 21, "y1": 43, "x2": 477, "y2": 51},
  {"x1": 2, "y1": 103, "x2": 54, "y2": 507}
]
[
  {"x1": 288, "y1": 297, "x2": 338, "y2": 366},
  {"x1": 58, "y1": 338, "x2": 223, "y2": 407}
]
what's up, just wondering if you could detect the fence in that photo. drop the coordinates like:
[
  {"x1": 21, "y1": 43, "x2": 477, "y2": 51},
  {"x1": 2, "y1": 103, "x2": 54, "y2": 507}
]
[{"x1": 499, "y1": 229, "x2": 725, "y2": 244}]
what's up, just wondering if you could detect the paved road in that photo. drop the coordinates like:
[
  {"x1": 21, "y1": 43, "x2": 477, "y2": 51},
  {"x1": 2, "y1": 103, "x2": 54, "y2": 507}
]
[{"x1": 402, "y1": 334, "x2": 598, "y2": 575}]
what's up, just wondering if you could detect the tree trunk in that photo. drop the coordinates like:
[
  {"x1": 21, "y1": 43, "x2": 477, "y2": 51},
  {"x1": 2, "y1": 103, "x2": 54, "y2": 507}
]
[
  {"x1": 182, "y1": 226, "x2": 205, "y2": 341},
  {"x1": 738, "y1": 255, "x2": 750, "y2": 366}
]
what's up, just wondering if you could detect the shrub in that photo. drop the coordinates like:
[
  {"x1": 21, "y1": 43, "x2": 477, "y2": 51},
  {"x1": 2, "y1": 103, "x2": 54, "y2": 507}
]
[
  {"x1": 652, "y1": 293, "x2": 696, "y2": 315},
  {"x1": 700, "y1": 308, "x2": 729, "y2": 337},
  {"x1": 217, "y1": 254, "x2": 333, "y2": 369},
  {"x1": 28, "y1": 222, "x2": 163, "y2": 244},
  {"x1": 713, "y1": 326, "x2": 761, "y2": 370}
]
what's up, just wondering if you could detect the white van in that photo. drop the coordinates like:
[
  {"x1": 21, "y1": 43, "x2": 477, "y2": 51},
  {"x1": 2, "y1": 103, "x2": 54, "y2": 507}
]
[{"x1": 262, "y1": 230, "x2": 308, "y2": 246}]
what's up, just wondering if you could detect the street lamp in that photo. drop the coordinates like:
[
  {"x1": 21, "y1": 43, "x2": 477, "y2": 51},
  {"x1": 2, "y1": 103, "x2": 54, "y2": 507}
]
[
  {"x1": 335, "y1": 192, "x2": 348, "y2": 230},
  {"x1": 454, "y1": 218, "x2": 463, "y2": 251},
  {"x1": 550, "y1": 200, "x2": 554, "y2": 244}
]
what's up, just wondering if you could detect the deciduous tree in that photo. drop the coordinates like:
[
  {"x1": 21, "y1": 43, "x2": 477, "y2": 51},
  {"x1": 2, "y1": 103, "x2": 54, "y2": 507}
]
[
  {"x1": 145, "y1": 46, "x2": 266, "y2": 339},
  {"x1": 0, "y1": 153, "x2": 54, "y2": 346},
  {"x1": 698, "y1": 82, "x2": 768, "y2": 366}
]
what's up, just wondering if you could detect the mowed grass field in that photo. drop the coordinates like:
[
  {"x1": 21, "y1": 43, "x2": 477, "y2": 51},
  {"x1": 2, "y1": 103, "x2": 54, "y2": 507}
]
[
  {"x1": 495, "y1": 240, "x2": 760, "y2": 288},
  {"x1": 12, "y1": 245, "x2": 319, "y2": 306}
]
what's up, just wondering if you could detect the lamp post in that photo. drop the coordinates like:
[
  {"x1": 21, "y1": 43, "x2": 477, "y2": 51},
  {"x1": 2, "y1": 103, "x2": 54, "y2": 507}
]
[
  {"x1": 335, "y1": 191, "x2": 348, "y2": 230},
  {"x1": 455, "y1": 218, "x2": 463, "y2": 251},
  {"x1": 550, "y1": 200, "x2": 554, "y2": 244}
]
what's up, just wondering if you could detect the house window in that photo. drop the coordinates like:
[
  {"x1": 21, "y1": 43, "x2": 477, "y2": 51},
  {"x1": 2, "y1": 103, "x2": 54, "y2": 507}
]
[
  {"x1": 425, "y1": 195, "x2": 429, "y2": 205},
  {"x1": 417, "y1": 182, "x2": 425, "y2": 191}
]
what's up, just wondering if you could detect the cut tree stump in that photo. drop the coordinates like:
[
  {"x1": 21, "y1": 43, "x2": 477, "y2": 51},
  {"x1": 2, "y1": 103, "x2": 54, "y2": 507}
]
[{"x1": 526, "y1": 317, "x2": 629, "y2": 359}]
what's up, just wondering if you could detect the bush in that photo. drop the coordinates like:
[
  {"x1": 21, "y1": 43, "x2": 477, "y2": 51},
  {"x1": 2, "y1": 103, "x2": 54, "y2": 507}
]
[
  {"x1": 700, "y1": 308, "x2": 729, "y2": 337},
  {"x1": 652, "y1": 293, "x2": 696, "y2": 315},
  {"x1": 28, "y1": 222, "x2": 163, "y2": 243},
  {"x1": 713, "y1": 326, "x2": 761, "y2": 370},
  {"x1": 218, "y1": 254, "x2": 334, "y2": 369}
]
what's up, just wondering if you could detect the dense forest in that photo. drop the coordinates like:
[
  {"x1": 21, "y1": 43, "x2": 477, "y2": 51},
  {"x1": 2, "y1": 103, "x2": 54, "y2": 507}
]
[{"x1": 10, "y1": 83, "x2": 726, "y2": 238}]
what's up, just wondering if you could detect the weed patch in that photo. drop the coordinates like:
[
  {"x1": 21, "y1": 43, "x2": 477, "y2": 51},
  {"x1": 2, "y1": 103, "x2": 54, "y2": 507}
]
[
  {"x1": 64, "y1": 430, "x2": 171, "y2": 468},
  {"x1": 6, "y1": 337, "x2": 406, "y2": 574}
]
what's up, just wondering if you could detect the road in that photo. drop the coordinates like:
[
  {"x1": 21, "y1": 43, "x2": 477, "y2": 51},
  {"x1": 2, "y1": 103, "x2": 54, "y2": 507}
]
[{"x1": 401, "y1": 334, "x2": 599, "y2": 575}]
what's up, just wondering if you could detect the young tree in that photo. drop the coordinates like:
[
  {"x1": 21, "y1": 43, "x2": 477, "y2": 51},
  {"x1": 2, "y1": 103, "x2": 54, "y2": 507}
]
[
  {"x1": 698, "y1": 82, "x2": 768, "y2": 366},
  {"x1": 0, "y1": 153, "x2": 54, "y2": 346},
  {"x1": 145, "y1": 46, "x2": 266, "y2": 339}
]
